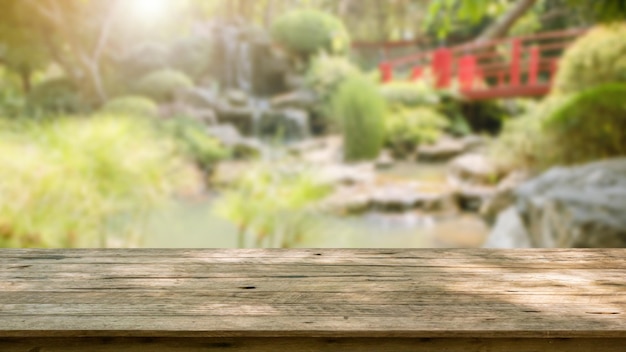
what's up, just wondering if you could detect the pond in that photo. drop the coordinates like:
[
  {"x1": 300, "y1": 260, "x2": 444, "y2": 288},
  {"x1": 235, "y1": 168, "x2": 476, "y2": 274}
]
[{"x1": 142, "y1": 161, "x2": 491, "y2": 249}]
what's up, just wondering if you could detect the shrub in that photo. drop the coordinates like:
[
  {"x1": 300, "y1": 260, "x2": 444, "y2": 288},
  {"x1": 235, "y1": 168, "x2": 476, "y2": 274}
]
[
  {"x1": 380, "y1": 81, "x2": 441, "y2": 108},
  {"x1": 158, "y1": 117, "x2": 228, "y2": 173},
  {"x1": 332, "y1": 75, "x2": 386, "y2": 161},
  {"x1": 26, "y1": 78, "x2": 85, "y2": 114},
  {"x1": 214, "y1": 161, "x2": 331, "y2": 248},
  {"x1": 305, "y1": 54, "x2": 360, "y2": 111},
  {"x1": 554, "y1": 24, "x2": 626, "y2": 94},
  {"x1": 101, "y1": 96, "x2": 159, "y2": 117},
  {"x1": 385, "y1": 107, "x2": 450, "y2": 156},
  {"x1": 489, "y1": 96, "x2": 566, "y2": 171},
  {"x1": 271, "y1": 10, "x2": 350, "y2": 57},
  {"x1": 543, "y1": 83, "x2": 626, "y2": 165},
  {"x1": 169, "y1": 35, "x2": 213, "y2": 79},
  {"x1": 0, "y1": 114, "x2": 197, "y2": 248},
  {"x1": 135, "y1": 69, "x2": 193, "y2": 102}
]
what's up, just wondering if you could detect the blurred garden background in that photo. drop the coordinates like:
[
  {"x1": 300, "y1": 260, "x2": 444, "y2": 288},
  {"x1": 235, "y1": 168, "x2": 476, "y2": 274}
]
[{"x1": 1, "y1": 0, "x2": 625, "y2": 249}]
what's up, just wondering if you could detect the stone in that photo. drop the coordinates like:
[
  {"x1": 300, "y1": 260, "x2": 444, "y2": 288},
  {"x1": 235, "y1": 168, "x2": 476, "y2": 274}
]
[
  {"x1": 480, "y1": 171, "x2": 530, "y2": 224},
  {"x1": 375, "y1": 150, "x2": 395, "y2": 170},
  {"x1": 514, "y1": 158, "x2": 626, "y2": 248},
  {"x1": 271, "y1": 90, "x2": 317, "y2": 110},
  {"x1": 175, "y1": 87, "x2": 218, "y2": 109},
  {"x1": 207, "y1": 124, "x2": 263, "y2": 159},
  {"x1": 417, "y1": 138, "x2": 466, "y2": 162},
  {"x1": 215, "y1": 100, "x2": 255, "y2": 135},
  {"x1": 448, "y1": 153, "x2": 501, "y2": 187},
  {"x1": 483, "y1": 207, "x2": 532, "y2": 248},
  {"x1": 226, "y1": 90, "x2": 249, "y2": 107},
  {"x1": 369, "y1": 182, "x2": 458, "y2": 214},
  {"x1": 318, "y1": 163, "x2": 376, "y2": 186},
  {"x1": 159, "y1": 103, "x2": 218, "y2": 126},
  {"x1": 211, "y1": 161, "x2": 250, "y2": 186},
  {"x1": 322, "y1": 186, "x2": 371, "y2": 215},
  {"x1": 455, "y1": 185, "x2": 497, "y2": 213}
]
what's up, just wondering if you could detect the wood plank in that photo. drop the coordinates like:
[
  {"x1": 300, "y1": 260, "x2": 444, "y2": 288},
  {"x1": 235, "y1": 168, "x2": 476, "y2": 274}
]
[
  {"x1": 0, "y1": 249, "x2": 624, "y2": 341},
  {"x1": 1, "y1": 337, "x2": 625, "y2": 352}
]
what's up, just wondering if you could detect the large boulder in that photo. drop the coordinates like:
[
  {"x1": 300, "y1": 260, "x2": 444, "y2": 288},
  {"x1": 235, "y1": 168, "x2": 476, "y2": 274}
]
[{"x1": 485, "y1": 158, "x2": 626, "y2": 248}]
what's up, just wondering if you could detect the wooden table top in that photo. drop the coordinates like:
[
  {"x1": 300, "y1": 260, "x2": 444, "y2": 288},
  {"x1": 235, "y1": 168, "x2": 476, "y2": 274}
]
[{"x1": 1, "y1": 249, "x2": 625, "y2": 339}]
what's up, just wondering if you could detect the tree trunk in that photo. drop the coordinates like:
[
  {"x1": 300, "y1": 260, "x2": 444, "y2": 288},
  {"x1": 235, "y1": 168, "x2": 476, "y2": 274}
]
[
  {"x1": 477, "y1": 0, "x2": 538, "y2": 43},
  {"x1": 19, "y1": 69, "x2": 32, "y2": 94}
]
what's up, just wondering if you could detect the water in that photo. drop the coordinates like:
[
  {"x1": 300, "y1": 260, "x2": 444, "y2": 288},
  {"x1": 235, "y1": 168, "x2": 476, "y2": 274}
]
[{"x1": 142, "y1": 162, "x2": 490, "y2": 249}]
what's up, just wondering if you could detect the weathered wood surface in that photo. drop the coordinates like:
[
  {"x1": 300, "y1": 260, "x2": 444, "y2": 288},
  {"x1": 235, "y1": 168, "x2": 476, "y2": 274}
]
[{"x1": 1, "y1": 249, "x2": 625, "y2": 351}]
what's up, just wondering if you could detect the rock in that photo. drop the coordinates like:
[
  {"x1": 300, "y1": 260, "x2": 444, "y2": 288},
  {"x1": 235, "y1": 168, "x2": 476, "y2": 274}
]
[
  {"x1": 375, "y1": 150, "x2": 395, "y2": 170},
  {"x1": 207, "y1": 124, "x2": 263, "y2": 159},
  {"x1": 515, "y1": 158, "x2": 626, "y2": 248},
  {"x1": 455, "y1": 185, "x2": 497, "y2": 213},
  {"x1": 322, "y1": 186, "x2": 371, "y2": 215},
  {"x1": 159, "y1": 103, "x2": 218, "y2": 126},
  {"x1": 483, "y1": 207, "x2": 532, "y2": 248},
  {"x1": 318, "y1": 163, "x2": 376, "y2": 186},
  {"x1": 258, "y1": 109, "x2": 310, "y2": 142},
  {"x1": 369, "y1": 182, "x2": 458, "y2": 214},
  {"x1": 271, "y1": 90, "x2": 317, "y2": 110},
  {"x1": 175, "y1": 87, "x2": 218, "y2": 109},
  {"x1": 448, "y1": 153, "x2": 500, "y2": 187},
  {"x1": 215, "y1": 100, "x2": 255, "y2": 135},
  {"x1": 459, "y1": 135, "x2": 487, "y2": 152},
  {"x1": 284, "y1": 73, "x2": 307, "y2": 91},
  {"x1": 480, "y1": 171, "x2": 530, "y2": 224},
  {"x1": 211, "y1": 161, "x2": 250, "y2": 186},
  {"x1": 226, "y1": 90, "x2": 249, "y2": 107},
  {"x1": 417, "y1": 137, "x2": 466, "y2": 162}
]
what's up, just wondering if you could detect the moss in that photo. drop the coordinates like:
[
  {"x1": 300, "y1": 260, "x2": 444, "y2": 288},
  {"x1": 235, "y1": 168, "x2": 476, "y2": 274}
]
[
  {"x1": 543, "y1": 83, "x2": 626, "y2": 165},
  {"x1": 554, "y1": 24, "x2": 626, "y2": 94}
]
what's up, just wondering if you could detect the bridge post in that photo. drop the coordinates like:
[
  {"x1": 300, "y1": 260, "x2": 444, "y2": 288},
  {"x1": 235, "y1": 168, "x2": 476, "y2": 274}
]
[
  {"x1": 510, "y1": 39, "x2": 522, "y2": 86},
  {"x1": 528, "y1": 46, "x2": 540, "y2": 85},
  {"x1": 379, "y1": 62, "x2": 393, "y2": 83},
  {"x1": 432, "y1": 48, "x2": 452, "y2": 88},
  {"x1": 411, "y1": 66, "x2": 424, "y2": 81},
  {"x1": 458, "y1": 55, "x2": 477, "y2": 90}
]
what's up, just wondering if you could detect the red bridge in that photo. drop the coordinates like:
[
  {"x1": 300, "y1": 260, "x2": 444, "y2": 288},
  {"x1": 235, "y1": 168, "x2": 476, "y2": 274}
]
[{"x1": 378, "y1": 28, "x2": 587, "y2": 100}]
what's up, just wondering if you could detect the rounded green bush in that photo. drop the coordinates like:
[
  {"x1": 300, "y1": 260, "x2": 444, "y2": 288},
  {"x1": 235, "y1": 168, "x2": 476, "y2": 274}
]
[
  {"x1": 543, "y1": 83, "x2": 626, "y2": 165},
  {"x1": 380, "y1": 81, "x2": 441, "y2": 108},
  {"x1": 26, "y1": 78, "x2": 85, "y2": 114},
  {"x1": 271, "y1": 10, "x2": 350, "y2": 57},
  {"x1": 554, "y1": 24, "x2": 626, "y2": 94},
  {"x1": 101, "y1": 96, "x2": 159, "y2": 117},
  {"x1": 135, "y1": 69, "x2": 194, "y2": 102},
  {"x1": 385, "y1": 107, "x2": 450, "y2": 156},
  {"x1": 332, "y1": 75, "x2": 386, "y2": 162},
  {"x1": 306, "y1": 54, "x2": 360, "y2": 105}
]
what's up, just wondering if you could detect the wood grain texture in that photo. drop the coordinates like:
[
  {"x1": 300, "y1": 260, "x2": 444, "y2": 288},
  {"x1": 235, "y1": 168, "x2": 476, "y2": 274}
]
[{"x1": 0, "y1": 249, "x2": 624, "y2": 348}]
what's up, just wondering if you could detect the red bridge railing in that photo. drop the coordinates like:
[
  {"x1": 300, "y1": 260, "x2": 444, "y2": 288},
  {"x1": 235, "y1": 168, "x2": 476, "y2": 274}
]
[{"x1": 379, "y1": 28, "x2": 588, "y2": 100}]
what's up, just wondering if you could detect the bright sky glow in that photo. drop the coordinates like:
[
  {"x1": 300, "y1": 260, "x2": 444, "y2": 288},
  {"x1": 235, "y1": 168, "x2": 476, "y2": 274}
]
[{"x1": 128, "y1": 0, "x2": 170, "y2": 22}]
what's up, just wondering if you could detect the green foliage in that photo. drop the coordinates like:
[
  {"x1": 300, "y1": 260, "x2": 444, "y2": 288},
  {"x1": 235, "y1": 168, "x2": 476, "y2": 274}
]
[
  {"x1": 26, "y1": 78, "x2": 86, "y2": 114},
  {"x1": 554, "y1": 24, "x2": 626, "y2": 94},
  {"x1": 385, "y1": 107, "x2": 450, "y2": 156},
  {"x1": 0, "y1": 114, "x2": 196, "y2": 248},
  {"x1": 214, "y1": 161, "x2": 332, "y2": 248},
  {"x1": 158, "y1": 117, "x2": 229, "y2": 173},
  {"x1": 271, "y1": 9, "x2": 350, "y2": 57},
  {"x1": 332, "y1": 75, "x2": 386, "y2": 161},
  {"x1": 101, "y1": 96, "x2": 159, "y2": 117},
  {"x1": 169, "y1": 35, "x2": 213, "y2": 79},
  {"x1": 305, "y1": 54, "x2": 360, "y2": 112},
  {"x1": 380, "y1": 81, "x2": 442, "y2": 108},
  {"x1": 543, "y1": 83, "x2": 626, "y2": 165},
  {"x1": 135, "y1": 69, "x2": 194, "y2": 102},
  {"x1": 489, "y1": 96, "x2": 566, "y2": 171}
]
